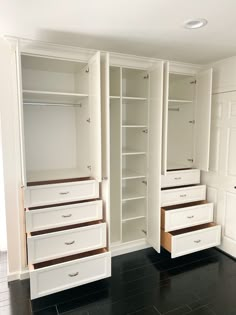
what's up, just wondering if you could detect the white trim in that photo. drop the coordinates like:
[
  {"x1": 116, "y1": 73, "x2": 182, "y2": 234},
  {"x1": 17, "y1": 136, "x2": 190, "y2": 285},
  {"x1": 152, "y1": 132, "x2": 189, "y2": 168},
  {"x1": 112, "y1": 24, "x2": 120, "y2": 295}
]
[{"x1": 111, "y1": 240, "x2": 150, "y2": 257}]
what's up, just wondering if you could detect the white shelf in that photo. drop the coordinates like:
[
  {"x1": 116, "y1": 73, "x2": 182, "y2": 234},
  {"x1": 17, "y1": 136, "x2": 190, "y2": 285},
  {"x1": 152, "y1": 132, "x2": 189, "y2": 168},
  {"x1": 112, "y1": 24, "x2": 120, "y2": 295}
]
[
  {"x1": 169, "y1": 99, "x2": 193, "y2": 103},
  {"x1": 122, "y1": 148, "x2": 146, "y2": 156},
  {"x1": 122, "y1": 215, "x2": 145, "y2": 222},
  {"x1": 122, "y1": 124, "x2": 147, "y2": 128},
  {"x1": 27, "y1": 168, "x2": 90, "y2": 183},
  {"x1": 122, "y1": 169, "x2": 145, "y2": 180},
  {"x1": 122, "y1": 191, "x2": 146, "y2": 202},
  {"x1": 122, "y1": 96, "x2": 147, "y2": 101},
  {"x1": 110, "y1": 96, "x2": 120, "y2": 99},
  {"x1": 23, "y1": 90, "x2": 88, "y2": 104}
]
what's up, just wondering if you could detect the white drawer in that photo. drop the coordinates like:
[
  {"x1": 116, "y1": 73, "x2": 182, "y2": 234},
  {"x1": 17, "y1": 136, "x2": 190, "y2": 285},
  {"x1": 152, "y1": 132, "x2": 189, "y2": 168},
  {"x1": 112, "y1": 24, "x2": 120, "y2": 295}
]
[
  {"x1": 27, "y1": 222, "x2": 106, "y2": 264},
  {"x1": 30, "y1": 250, "x2": 111, "y2": 299},
  {"x1": 161, "y1": 169, "x2": 200, "y2": 188},
  {"x1": 25, "y1": 180, "x2": 99, "y2": 207},
  {"x1": 25, "y1": 200, "x2": 103, "y2": 232},
  {"x1": 161, "y1": 201, "x2": 214, "y2": 232},
  {"x1": 161, "y1": 223, "x2": 221, "y2": 258},
  {"x1": 161, "y1": 185, "x2": 206, "y2": 207}
]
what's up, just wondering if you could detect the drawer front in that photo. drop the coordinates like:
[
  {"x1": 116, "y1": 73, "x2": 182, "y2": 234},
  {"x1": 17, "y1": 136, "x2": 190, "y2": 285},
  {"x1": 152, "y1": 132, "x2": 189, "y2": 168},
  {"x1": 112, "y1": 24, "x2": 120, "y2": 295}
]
[
  {"x1": 161, "y1": 169, "x2": 200, "y2": 188},
  {"x1": 161, "y1": 185, "x2": 206, "y2": 207},
  {"x1": 172, "y1": 225, "x2": 221, "y2": 258},
  {"x1": 30, "y1": 251, "x2": 111, "y2": 299},
  {"x1": 25, "y1": 180, "x2": 99, "y2": 207},
  {"x1": 25, "y1": 200, "x2": 103, "y2": 232},
  {"x1": 28, "y1": 223, "x2": 106, "y2": 264},
  {"x1": 163, "y1": 202, "x2": 214, "y2": 232}
]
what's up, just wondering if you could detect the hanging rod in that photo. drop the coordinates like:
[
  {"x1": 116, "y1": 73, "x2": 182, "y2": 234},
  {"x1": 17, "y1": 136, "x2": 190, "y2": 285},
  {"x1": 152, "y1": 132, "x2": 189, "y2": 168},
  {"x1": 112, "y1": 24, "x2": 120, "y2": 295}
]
[
  {"x1": 23, "y1": 102, "x2": 82, "y2": 107},
  {"x1": 168, "y1": 107, "x2": 180, "y2": 112}
]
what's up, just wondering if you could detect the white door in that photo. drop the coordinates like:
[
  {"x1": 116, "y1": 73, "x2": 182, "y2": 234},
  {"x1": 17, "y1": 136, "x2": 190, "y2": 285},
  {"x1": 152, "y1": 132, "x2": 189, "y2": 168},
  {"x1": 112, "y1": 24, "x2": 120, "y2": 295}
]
[
  {"x1": 100, "y1": 52, "x2": 110, "y2": 248},
  {"x1": 202, "y1": 91, "x2": 236, "y2": 258},
  {"x1": 88, "y1": 52, "x2": 102, "y2": 182},
  {"x1": 161, "y1": 62, "x2": 169, "y2": 175},
  {"x1": 147, "y1": 61, "x2": 164, "y2": 252},
  {"x1": 193, "y1": 68, "x2": 213, "y2": 171}
]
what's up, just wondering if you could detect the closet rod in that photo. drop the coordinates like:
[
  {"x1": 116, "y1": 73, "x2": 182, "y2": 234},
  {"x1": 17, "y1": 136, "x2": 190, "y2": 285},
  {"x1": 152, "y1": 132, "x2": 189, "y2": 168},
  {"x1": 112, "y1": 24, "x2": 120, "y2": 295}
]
[
  {"x1": 23, "y1": 102, "x2": 82, "y2": 107},
  {"x1": 168, "y1": 107, "x2": 180, "y2": 112}
]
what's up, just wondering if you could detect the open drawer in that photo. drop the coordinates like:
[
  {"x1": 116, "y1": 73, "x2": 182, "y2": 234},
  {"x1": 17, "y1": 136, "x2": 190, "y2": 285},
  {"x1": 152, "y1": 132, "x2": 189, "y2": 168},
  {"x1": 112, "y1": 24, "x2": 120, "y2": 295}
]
[
  {"x1": 161, "y1": 200, "x2": 214, "y2": 232},
  {"x1": 161, "y1": 185, "x2": 206, "y2": 207},
  {"x1": 24, "y1": 180, "x2": 99, "y2": 207},
  {"x1": 161, "y1": 169, "x2": 200, "y2": 188},
  {"x1": 25, "y1": 200, "x2": 103, "y2": 232},
  {"x1": 161, "y1": 223, "x2": 221, "y2": 258},
  {"x1": 29, "y1": 249, "x2": 111, "y2": 299},
  {"x1": 27, "y1": 222, "x2": 106, "y2": 264}
]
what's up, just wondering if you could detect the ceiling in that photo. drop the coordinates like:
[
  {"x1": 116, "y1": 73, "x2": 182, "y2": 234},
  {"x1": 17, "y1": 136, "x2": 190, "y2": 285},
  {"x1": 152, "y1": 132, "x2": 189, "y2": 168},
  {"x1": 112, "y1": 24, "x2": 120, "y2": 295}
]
[{"x1": 1, "y1": 0, "x2": 236, "y2": 64}]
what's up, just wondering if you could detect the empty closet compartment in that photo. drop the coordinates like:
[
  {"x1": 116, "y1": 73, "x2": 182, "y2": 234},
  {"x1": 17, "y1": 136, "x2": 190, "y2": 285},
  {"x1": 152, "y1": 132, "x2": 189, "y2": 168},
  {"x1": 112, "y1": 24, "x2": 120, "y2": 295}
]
[
  {"x1": 161, "y1": 200, "x2": 214, "y2": 232},
  {"x1": 29, "y1": 249, "x2": 111, "y2": 299},
  {"x1": 162, "y1": 65, "x2": 212, "y2": 174},
  {"x1": 122, "y1": 155, "x2": 146, "y2": 179},
  {"x1": 122, "y1": 68, "x2": 148, "y2": 99},
  {"x1": 122, "y1": 99, "x2": 148, "y2": 126},
  {"x1": 122, "y1": 128, "x2": 147, "y2": 155},
  {"x1": 161, "y1": 223, "x2": 221, "y2": 258},
  {"x1": 27, "y1": 221, "x2": 106, "y2": 264},
  {"x1": 110, "y1": 66, "x2": 121, "y2": 97},
  {"x1": 21, "y1": 53, "x2": 101, "y2": 184},
  {"x1": 122, "y1": 199, "x2": 146, "y2": 222},
  {"x1": 25, "y1": 200, "x2": 103, "y2": 232},
  {"x1": 122, "y1": 217, "x2": 146, "y2": 243},
  {"x1": 122, "y1": 178, "x2": 147, "y2": 202}
]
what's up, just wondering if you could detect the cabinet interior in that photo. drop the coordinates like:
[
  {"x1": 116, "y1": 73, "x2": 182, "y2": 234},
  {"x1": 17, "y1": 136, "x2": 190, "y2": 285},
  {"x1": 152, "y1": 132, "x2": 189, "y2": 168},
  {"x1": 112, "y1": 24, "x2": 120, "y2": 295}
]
[
  {"x1": 21, "y1": 54, "x2": 92, "y2": 183},
  {"x1": 167, "y1": 73, "x2": 195, "y2": 171},
  {"x1": 110, "y1": 66, "x2": 148, "y2": 245}
]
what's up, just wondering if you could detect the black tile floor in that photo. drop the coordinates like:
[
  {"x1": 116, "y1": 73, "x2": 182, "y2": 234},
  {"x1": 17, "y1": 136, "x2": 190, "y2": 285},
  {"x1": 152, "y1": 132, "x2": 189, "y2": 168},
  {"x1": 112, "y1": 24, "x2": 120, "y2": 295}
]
[{"x1": 0, "y1": 248, "x2": 236, "y2": 315}]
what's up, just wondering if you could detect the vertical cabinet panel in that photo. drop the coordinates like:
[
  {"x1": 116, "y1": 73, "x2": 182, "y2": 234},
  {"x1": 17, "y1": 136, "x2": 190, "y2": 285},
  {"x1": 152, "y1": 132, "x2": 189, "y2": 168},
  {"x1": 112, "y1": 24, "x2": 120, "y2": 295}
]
[
  {"x1": 147, "y1": 61, "x2": 164, "y2": 252},
  {"x1": 161, "y1": 62, "x2": 169, "y2": 175},
  {"x1": 89, "y1": 52, "x2": 102, "y2": 182},
  {"x1": 194, "y1": 68, "x2": 213, "y2": 171}
]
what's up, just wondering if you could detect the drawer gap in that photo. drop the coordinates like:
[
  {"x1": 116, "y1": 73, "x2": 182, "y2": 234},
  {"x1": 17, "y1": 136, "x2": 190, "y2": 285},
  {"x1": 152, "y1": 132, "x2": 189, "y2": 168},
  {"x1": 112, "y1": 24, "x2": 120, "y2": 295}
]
[
  {"x1": 169, "y1": 222, "x2": 217, "y2": 236},
  {"x1": 31, "y1": 248, "x2": 108, "y2": 270},
  {"x1": 27, "y1": 198, "x2": 101, "y2": 210},
  {"x1": 161, "y1": 184, "x2": 199, "y2": 191},
  {"x1": 167, "y1": 168, "x2": 193, "y2": 171},
  {"x1": 27, "y1": 176, "x2": 93, "y2": 186},
  {"x1": 162, "y1": 200, "x2": 208, "y2": 211},
  {"x1": 30, "y1": 220, "x2": 104, "y2": 236}
]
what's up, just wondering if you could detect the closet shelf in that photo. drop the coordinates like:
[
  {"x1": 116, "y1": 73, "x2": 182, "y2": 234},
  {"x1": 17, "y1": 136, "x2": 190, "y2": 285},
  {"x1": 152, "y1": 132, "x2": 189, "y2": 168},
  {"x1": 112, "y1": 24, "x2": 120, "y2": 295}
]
[
  {"x1": 169, "y1": 99, "x2": 193, "y2": 103},
  {"x1": 122, "y1": 124, "x2": 147, "y2": 128},
  {"x1": 122, "y1": 192, "x2": 146, "y2": 202},
  {"x1": 122, "y1": 169, "x2": 146, "y2": 180},
  {"x1": 23, "y1": 90, "x2": 88, "y2": 104},
  {"x1": 122, "y1": 148, "x2": 146, "y2": 156},
  {"x1": 122, "y1": 97, "x2": 147, "y2": 101},
  {"x1": 122, "y1": 215, "x2": 145, "y2": 223},
  {"x1": 110, "y1": 96, "x2": 120, "y2": 99}
]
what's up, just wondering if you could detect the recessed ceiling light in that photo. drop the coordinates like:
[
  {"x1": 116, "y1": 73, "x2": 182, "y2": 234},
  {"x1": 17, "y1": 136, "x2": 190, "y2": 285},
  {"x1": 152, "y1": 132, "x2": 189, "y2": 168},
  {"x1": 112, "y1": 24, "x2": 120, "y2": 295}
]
[{"x1": 184, "y1": 18, "x2": 208, "y2": 29}]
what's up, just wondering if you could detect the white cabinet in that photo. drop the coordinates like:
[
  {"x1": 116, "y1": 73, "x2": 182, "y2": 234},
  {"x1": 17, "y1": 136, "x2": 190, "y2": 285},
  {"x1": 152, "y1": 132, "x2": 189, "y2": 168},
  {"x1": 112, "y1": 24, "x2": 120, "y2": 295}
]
[
  {"x1": 162, "y1": 63, "x2": 213, "y2": 175},
  {"x1": 103, "y1": 53, "x2": 163, "y2": 254}
]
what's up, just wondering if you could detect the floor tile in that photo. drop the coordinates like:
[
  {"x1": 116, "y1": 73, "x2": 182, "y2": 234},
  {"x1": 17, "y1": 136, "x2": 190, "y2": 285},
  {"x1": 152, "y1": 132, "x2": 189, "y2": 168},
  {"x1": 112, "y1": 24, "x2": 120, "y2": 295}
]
[
  {"x1": 33, "y1": 305, "x2": 58, "y2": 315},
  {"x1": 163, "y1": 305, "x2": 192, "y2": 315}
]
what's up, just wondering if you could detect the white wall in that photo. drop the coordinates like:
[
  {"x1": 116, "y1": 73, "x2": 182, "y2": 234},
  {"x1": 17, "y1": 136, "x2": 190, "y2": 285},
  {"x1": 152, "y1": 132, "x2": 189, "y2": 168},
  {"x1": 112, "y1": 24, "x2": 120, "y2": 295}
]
[{"x1": 0, "y1": 38, "x2": 25, "y2": 280}]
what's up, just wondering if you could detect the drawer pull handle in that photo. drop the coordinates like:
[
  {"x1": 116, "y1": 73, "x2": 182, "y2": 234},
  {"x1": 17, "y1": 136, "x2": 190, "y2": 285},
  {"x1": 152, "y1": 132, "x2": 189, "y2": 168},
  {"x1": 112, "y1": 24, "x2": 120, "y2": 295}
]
[
  {"x1": 187, "y1": 215, "x2": 194, "y2": 219},
  {"x1": 62, "y1": 214, "x2": 72, "y2": 218},
  {"x1": 68, "y1": 272, "x2": 79, "y2": 277},
  {"x1": 59, "y1": 192, "x2": 70, "y2": 195},
  {"x1": 180, "y1": 194, "x2": 187, "y2": 197},
  {"x1": 65, "y1": 241, "x2": 75, "y2": 245},
  {"x1": 194, "y1": 240, "x2": 201, "y2": 244},
  {"x1": 174, "y1": 177, "x2": 182, "y2": 180}
]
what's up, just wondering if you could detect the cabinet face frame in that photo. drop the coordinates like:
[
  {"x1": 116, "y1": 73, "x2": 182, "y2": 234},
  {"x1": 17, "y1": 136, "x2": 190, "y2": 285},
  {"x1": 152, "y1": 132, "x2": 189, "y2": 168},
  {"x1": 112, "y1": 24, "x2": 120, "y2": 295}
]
[{"x1": 162, "y1": 61, "x2": 213, "y2": 174}]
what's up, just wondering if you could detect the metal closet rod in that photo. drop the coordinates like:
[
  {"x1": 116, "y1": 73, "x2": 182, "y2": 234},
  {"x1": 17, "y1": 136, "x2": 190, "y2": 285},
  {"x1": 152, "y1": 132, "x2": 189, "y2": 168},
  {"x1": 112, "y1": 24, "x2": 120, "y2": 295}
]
[{"x1": 23, "y1": 102, "x2": 82, "y2": 107}]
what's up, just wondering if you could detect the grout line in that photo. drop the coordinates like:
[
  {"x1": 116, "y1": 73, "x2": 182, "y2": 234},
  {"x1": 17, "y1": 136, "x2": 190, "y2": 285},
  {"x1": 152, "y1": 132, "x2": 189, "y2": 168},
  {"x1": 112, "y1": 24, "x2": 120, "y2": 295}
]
[
  {"x1": 55, "y1": 304, "x2": 59, "y2": 315},
  {"x1": 153, "y1": 305, "x2": 162, "y2": 314}
]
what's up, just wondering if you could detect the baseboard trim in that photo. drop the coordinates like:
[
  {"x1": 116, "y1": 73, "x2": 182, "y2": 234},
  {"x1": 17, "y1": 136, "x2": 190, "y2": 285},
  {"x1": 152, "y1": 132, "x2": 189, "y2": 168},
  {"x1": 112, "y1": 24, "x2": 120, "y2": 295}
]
[
  {"x1": 111, "y1": 240, "x2": 150, "y2": 257},
  {"x1": 7, "y1": 268, "x2": 30, "y2": 282}
]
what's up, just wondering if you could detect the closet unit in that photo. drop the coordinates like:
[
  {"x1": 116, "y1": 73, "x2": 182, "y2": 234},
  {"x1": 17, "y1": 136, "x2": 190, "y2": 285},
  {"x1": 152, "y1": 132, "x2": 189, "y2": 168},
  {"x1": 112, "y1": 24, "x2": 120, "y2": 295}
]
[
  {"x1": 9, "y1": 38, "x2": 111, "y2": 299},
  {"x1": 160, "y1": 62, "x2": 221, "y2": 257},
  {"x1": 101, "y1": 53, "x2": 164, "y2": 255}
]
